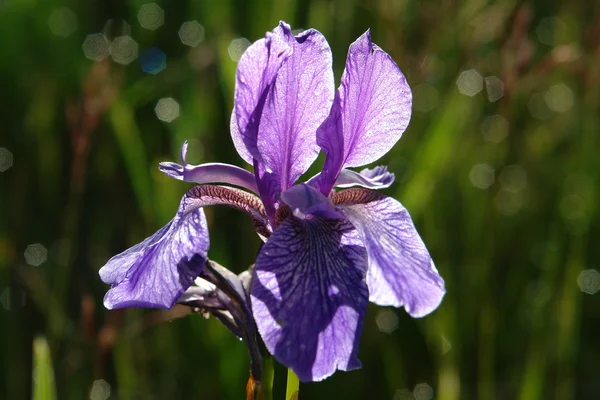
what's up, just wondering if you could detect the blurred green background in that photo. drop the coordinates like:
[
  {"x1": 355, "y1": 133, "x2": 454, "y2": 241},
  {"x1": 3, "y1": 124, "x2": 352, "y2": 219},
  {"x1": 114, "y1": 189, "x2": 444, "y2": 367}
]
[{"x1": 1, "y1": 0, "x2": 599, "y2": 399}]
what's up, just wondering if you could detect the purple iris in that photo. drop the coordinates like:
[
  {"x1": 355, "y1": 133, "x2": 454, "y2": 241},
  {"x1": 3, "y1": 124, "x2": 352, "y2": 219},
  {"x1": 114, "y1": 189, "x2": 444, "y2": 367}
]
[{"x1": 99, "y1": 22, "x2": 445, "y2": 382}]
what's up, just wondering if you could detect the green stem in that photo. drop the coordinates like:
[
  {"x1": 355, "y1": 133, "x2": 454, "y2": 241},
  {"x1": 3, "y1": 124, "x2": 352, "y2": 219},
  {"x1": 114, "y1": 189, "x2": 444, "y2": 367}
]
[
  {"x1": 285, "y1": 368, "x2": 300, "y2": 400},
  {"x1": 261, "y1": 355, "x2": 274, "y2": 400}
]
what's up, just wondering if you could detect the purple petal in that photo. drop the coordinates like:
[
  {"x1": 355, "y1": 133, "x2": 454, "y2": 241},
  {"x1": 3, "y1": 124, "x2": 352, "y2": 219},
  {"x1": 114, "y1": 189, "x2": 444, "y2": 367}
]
[
  {"x1": 99, "y1": 195, "x2": 210, "y2": 310},
  {"x1": 232, "y1": 27, "x2": 292, "y2": 163},
  {"x1": 317, "y1": 30, "x2": 412, "y2": 194},
  {"x1": 256, "y1": 22, "x2": 334, "y2": 191},
  {"x1": 334, "y1": 188, "x2": 445, "y2": 318},
  {"x1": 334, "y1": 166, "x2": 396, "y2": 189},
  {"x1": 251, "y1": 217, "x2": 368, "y2": 382},
  {"x1": 159, "y1": 142, "x2": 259, "y2": 193},
  {"x1": 99, "y1": 185, "x2": 272, "y2": 310},
  {"x1": 280, "y1": 184, "x2": 342, "y2": 219},
  {"x1": 185, "y1": 185, "x2": 272, "y2": 239},
  {"x1": 253, "y1": 159, "x2": 281, "y2": 222}
]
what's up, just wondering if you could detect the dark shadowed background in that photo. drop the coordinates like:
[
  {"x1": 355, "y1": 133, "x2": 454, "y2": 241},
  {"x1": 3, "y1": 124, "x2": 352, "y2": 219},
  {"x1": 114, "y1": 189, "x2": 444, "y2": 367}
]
[{"x1": 1, "y1": 0, "x2": 599, "y2": 399}]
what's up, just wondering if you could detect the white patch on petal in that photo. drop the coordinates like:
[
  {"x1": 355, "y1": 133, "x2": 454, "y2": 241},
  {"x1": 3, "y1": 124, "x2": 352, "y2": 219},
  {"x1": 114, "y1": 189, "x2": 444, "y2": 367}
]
[
  {"x1": 256, "y1": 270, "x2": 281, "y2": 301},
  {"x1": 328, "y1": 284, "x2": 340, "y2": 296},
  {"x1": 193, "y1": 277, "x2": 217, "y2": 291}
]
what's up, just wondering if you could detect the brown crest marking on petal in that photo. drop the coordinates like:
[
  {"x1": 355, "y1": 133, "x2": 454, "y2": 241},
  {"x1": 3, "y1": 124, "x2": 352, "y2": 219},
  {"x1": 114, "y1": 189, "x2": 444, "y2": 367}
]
[
  {"x1": 274, "y1": 204, "x2": 292, "y2": 228},
  {"x1": 185, "y1": 185, "x2": 272, "y2": 238},
  {"x1": 332, "y1": 187, "x2": 384, "y2": 206}
]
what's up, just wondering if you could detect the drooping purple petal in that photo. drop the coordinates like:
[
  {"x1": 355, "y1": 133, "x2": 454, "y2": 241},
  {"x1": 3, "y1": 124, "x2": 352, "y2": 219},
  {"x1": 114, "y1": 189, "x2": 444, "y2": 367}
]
[
  {"x1": 232, "y1": 28, "x2": 292, "y2": 163},
  {"x1": 256, "y1": 22, "x2": 335, "y2": 191},
  {"x1": 99, "y1": 195, "x2": 210, "y2": 310},
  {"x1": 317, "y1": 30, "x2": 412, "y2": 194},
  {"x1": 100, "y1": 185, "x2": 272, "y2": 309},
  {"x1": 281, "y1": 184, "x2": 342, "y2": 219},
  {"x1": 159, "y1": 141, "x2": 259, "y2": 193},
  {"x1": 251, "y1": 217, "x2": 368, "y2": 382},
  {"x1": 334, "y1": 188, "x2": 445, "y2": 318}
]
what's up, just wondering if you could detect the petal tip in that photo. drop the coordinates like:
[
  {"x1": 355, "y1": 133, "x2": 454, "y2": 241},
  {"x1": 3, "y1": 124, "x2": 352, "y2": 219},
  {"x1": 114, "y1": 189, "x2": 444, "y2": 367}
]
[
  {"x1": 364, "y1": 28, "x2": 372, "y2": 41},
  {"x1": 405, "y1": 288, "x2": 446, "y2": 318},
  {"x1": 158, "y1": 162, "x2": 184, "y2": 180},
  {"x1": 102, "y1": 294, "x2": 115, "y2": 310},
  {"x1": 181, "y1": 141, "x2": 189, "y2": 163},
  {"x1": 354, "y1": 29, "x2": 373, "y2": 52},
  {"x1": 275, "y1": 21, "x2": 293, "y2": 38}
]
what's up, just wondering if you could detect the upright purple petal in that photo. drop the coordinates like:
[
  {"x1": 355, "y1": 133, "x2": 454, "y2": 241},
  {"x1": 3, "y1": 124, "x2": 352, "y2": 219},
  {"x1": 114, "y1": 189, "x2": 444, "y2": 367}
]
[
  {"x1": 232, "y1": 27, "x2": 292, "y2": 163},
  {"x1": 253, "y1": 159, "x2": 281, "y2": 222},
  {"x1": 317, "y1": 30, "x2": 412, "y2": 194},
  {"x1": 251, "y1": 217, "x2": 368, "y2": 382},
  {"x1": 256, "y1": 22, "x2": 335, "y2": 191},
  {"x1": 334, "y1": 188, "x2": 445, "y2": 318},
  {"x1": 99, "y1": 195, "x2": 210, "y2": 310}
]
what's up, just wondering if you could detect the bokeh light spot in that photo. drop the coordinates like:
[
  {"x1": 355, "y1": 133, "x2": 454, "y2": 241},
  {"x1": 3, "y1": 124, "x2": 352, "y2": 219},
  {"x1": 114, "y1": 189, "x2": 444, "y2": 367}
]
[
  {"x1": 413, "y1": 383, "x2": 434, "y2": 400},
  {"x1": 178, "y1": 21, "x2": 205, "y2": 47},
  {"x1": 393, "y1": 389, "x2": 415, "y2": 400},
  {"x1": 90, "y1": 379, "x2": 111, "y2": 400},
  {"x1": 494, "y1": 189, "x2": 523, "y2": 216},
  {"x1": 577, "y1": 269, "x2": 600, "y2": 295},
  {"x1": 188, "y1": 44, "x2": 215, "y2": 71},
  {"x1": 82, "y1": 33, "x2": 110, "y2": 61},
  {"x1": 498, "y1": 165, "x2": 527, "y2": 193},
  {"x1": 552, "y1": 44, "x2": 581, "y2": 63},
  {"x1": 110, "y1": 36, "x2": 138, "y2": 65},
  {"x1": 545, "y1": 83, "x2": 574, "y2": 113},
  {"x1": 469, "y1": 164, "x2": 494, "y2": 189},
  {"x1": 25, "y1": 244, "x2": 48, "y2": 267},
  {"x1": 0, "y1": 148, "x2": 14, "y2": 172},
  {"x1": 155, "y1": 98, "x2": 180, "y2": 122},
  {"x1": 375, "y1": 309, "x2": 399, "y2": 334},
  {"x1": 480, "y1": 115, "x2": 508, "y2": 144},
  {"x1": 48, "y1": 7, "x2": 77, "y2": 37},
  {"x1": 485, "y1": 76, "x2": 504, "y2": 102},
  {"x1": 560, "y1": 194, "x2": 586, "y2": 221},
  {"x1": 456, "y1": 69, "x2": 483, "y2": 96},
  {"x1": 137, "y1": 3, "x2": 164, "y2": 31},
  {"x1": 140, "y1": 47, "x2": 166, "y2": 75},
  {"x1": 412, "y1": 83, "x2": 439, "y2": 112},
  {"x1": 228, "y1": 38, "x2": 251, "y2": 62}
]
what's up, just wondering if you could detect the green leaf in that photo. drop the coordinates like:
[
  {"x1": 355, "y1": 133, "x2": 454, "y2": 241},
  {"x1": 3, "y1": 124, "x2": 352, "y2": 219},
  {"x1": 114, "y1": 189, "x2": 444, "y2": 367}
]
[{"x1": 32, "y1": 336, "x2": 56, "y2": 400}]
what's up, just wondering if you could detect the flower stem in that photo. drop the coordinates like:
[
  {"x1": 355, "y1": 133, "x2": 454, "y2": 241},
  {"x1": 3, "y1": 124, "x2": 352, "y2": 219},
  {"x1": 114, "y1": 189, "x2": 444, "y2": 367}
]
[
  {"x1": 285, "y1": 368, "x2": 300, "y2": 400},
  {"x1": 262, "y1": 355, "x2": 274, "y2": 400}
]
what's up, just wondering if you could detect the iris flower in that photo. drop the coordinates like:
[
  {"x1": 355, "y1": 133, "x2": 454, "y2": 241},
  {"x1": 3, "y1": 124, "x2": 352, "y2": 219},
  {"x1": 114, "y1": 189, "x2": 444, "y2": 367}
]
[{"x1": 100, "y1": 22, "x2": 445, "y2": 382}]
